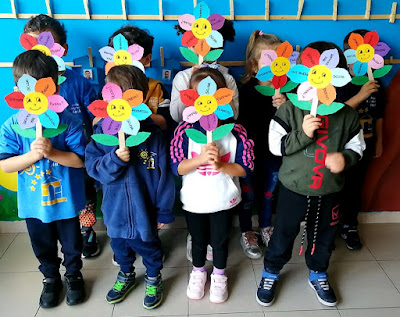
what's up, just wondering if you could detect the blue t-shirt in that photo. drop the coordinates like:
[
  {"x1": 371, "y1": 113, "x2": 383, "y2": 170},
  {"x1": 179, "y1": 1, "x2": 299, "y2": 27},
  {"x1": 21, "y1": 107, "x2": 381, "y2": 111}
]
[{"x1": 0, "y1": 111, "x2": 86, "y2": 223}]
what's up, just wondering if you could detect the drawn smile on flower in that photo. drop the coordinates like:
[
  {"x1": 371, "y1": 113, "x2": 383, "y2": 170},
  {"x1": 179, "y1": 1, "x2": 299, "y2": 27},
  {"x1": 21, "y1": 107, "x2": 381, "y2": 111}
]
[
  {"x1": 23, "y1": 92, "x2": 48, "y2": 115},
  {"x1": 107, "y1": 99, "x2": 132, "y2": 121},
  {"x1": 114, "y1": 50, "x2": 133, "y2": 66},
  {"x1": 192, "y1": 18, "x2": 212, "y2": 39},
  {"x1": 195, "y1": 95, "x2": 218, "y2": 116},
  {"x1": 356, "y1": 44, "x2": 374, "y2": 62},
  {"x1": 308, "y1": 65, "x2": 332, "y2": 89},
  {"x1": 271, "y1": 57, "x2": 290, "y2": 76}
]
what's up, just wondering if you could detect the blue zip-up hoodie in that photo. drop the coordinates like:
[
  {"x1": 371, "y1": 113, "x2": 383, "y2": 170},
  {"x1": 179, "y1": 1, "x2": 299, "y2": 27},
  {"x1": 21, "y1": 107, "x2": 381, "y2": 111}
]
[{"x1": 85, "y1": 118, "x2": 175, "y2": 242}]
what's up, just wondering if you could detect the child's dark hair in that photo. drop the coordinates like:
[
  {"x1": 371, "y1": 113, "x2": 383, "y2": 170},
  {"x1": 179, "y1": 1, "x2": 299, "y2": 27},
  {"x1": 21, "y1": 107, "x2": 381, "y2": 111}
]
[
  {"x1": 174, "y1": 20, "x2": 236, "y2": 42},
  {"x1": 108, "y1": 25, "x2": 154, "y2": 57},
  {"x1": 23, "y1": 14, "x2": 67, "y2": 45},
  {"x1": 106, "y1": 65, "x2": 149, "y2": 96},
  {"x1": 13, "y1": 50, "x2": 58, "y2": 85},
  {"x1": 343, "y1": 29, "x2": 369, "y2": 51},
  {"x1": 189, "y1": 68, "x2": 227, "y2": 90},
  {"x1": 299, "y1": 41, "x2": 347, "y2": 69}
]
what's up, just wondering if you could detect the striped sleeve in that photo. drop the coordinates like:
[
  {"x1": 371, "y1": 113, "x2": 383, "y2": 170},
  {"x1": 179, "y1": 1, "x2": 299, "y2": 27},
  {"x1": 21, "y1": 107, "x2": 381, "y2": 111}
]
[
  {"x1": 232, "y1": 124, "x2": 255, "y2": 172},
  {"x1": 170, "y1": 122, "x2": 192, "y2": 176}
]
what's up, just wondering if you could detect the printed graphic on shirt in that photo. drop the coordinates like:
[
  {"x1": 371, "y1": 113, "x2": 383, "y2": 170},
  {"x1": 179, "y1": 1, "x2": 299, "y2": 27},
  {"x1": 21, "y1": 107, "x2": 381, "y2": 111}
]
[
  {"x1": 191, "y1": 152, "x2": 230, "y2": 176},
  {"x1": 331, "y1": 204, "x2": 340, "y2": 226},
  {"x1": 138, "y1": 149, "x2": 157, "y2": 169}
]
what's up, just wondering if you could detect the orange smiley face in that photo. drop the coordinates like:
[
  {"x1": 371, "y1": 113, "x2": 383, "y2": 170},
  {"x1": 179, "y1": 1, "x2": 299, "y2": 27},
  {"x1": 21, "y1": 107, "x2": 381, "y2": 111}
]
[{"x1": 356, "y1": 44, "x2": 375, "y2": 62}]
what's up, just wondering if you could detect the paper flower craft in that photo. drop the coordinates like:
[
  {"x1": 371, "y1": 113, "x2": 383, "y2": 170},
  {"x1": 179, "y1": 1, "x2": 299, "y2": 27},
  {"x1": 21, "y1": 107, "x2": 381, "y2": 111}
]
[
  {"x1": 4, "y1": 75, "x2": 69, "y2": 138},
  {"x1": 180, "y1": 76, "x2": 235, "y2": 144},
  {"x1": 178, "y1": 1, "x2": 225, "y2": 65},
  {"x1": 344, "y1": 30, "x2": 392, "y2": 85},
  {"x1": 99, "y1": 34, "x2": 145, "y2": 75},
  {"x1": 287, "y1": 47, "x2": 351, "y2": 116},
  {"x1": 88, "y1": 82, "x2": 152, "y2": 147},
  {"x1": 255, "y1": 41, "x2": 299, "y2": 96},
  {"x1": 20, "y1": 32, "x2": 66, "y2": 84}
]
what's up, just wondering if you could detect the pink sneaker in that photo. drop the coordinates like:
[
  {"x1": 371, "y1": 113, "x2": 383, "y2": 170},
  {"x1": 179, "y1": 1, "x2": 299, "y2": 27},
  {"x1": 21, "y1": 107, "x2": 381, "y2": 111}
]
[
  {"x1": 187, "y1": 270, "x2": 207, "y2": 300},
  {"x1": 210, "y1": 273, "x2": 228, "y2": 303}
]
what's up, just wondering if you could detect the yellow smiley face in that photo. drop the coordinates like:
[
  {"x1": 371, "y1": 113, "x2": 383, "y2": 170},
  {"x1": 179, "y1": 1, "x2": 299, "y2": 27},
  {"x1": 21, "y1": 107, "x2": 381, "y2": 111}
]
[
  {"x1": 308, "y1": 65, "x2": 332, "y2": 89},
  {"x1": 192, "y1": 18, "x2": 212, "y2": 40},
  {"x1": 356, "y1": 44, "x2": 374, "y2": 62},
  {"x1": 23, "y1": 92, "x2": 48, "y2": 115},
  {"x1": 114, "y1": 50, "x2": 133, "y2": 66},
  {"x1": 31, "y1": 44, "x2": 51, "y2": 56},
  {"x1": 107, "y1": 99, "x2": 132, "y2": 121},
  {"x1": 271, "y1": 57, "x2": 290, "y2": 76},
  {"x1": 194, "y1": 95, "x2": 217, "y2": 116}
]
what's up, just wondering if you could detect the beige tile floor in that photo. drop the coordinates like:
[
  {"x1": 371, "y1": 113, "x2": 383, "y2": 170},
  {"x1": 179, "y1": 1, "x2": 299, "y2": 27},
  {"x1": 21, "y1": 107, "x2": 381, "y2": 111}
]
[{"x1": 0, "y1": 224, "x2": 399, "y2": 317}]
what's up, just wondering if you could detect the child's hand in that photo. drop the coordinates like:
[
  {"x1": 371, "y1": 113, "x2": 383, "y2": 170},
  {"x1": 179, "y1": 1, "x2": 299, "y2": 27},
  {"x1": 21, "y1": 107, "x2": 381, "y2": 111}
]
[
  {"x1": 302, "y1": 115, "x2": 322, "y2": 138},
  {"x1": 31, "y1": 137, "x2": 53, "y2": 158},
  {"x1": 157, "y1": 222, "x2": 165, "y2": 229},
  {"x1": 30, "y1": 139, "x2": 45, "y2": 161},
  {"x1": 210, "y1": 146, "x2": 222, "y2": 170},
  {"x1": 199, "y1": 143, "x2": 219, "y2": 165},
  {"x1": 374, "y1": 141, "x2": 383, "y2": 158},
  {"x1": 272, "y1": 93, "x2": 287, "y2": 108},
  {"x1": 116, "y1": 147, "x2": 130, "y2": 162},
  {"x1": 325, "y1": 152, "x2": 345, "y2": 174},
  {"x1": 358, "y1": 80, "x2": 379, "y2": 101}
]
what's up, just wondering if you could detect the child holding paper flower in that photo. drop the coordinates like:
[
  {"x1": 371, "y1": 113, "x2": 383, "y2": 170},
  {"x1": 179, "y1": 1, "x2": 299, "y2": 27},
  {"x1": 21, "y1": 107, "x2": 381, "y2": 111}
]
[
  {"x1": 85, "y1": 65, "x2": 175, "y2": 309},
  {"x1": 170, "y1": 68, "x2": 254, "y2": 303}
]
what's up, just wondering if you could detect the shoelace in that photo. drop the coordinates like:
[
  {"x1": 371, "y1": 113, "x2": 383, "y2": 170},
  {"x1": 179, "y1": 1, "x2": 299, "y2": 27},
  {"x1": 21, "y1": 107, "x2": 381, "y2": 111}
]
[
  {"x1": 315, "y1": 279, "x2": 330, "y2": 291},
  {"x1": 113, "y1": 280, "x2": 125, "y2": 292},
  {"x1": 243, "y1": 232, "x2": 258, "y2": 246},
  {"x1": 146, "y1": 285, "x2": 157, "y2": 296},
  {"x1": 261, "y1": 277, "x2": 275, "y2": 290}
]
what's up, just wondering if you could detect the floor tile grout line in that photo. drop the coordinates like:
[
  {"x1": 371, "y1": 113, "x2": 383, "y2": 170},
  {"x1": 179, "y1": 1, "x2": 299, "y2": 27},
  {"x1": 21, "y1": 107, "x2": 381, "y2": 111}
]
[
  {"x1": 33, "y1": 305, "x2": 40, "y2": 317},
  {"x1": 376, "y1": 260, "x2": 400, "y2": 294},
  {"x1": 0, "y1": 232, "x2": 18, "y2": 260}
]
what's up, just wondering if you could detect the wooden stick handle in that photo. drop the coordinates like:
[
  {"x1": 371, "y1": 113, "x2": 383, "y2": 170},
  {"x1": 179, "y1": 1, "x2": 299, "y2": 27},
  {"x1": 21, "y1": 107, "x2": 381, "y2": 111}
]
[
  {"x1": 198, "y1": 54, "x2": 204, "y2": 66},
  {"x1": 207, "y1": 130, "x2": 212, "y2": 144},
  {"x1": 36, "y1": 121, "x2": 43, "y2": 139},
  {"x1": 118, "y1": 130, "x2": 125, "y2": 149},
  {"x1": 274, "y1": 88, "x2": 281, "y2": 96},
  {"x1": 310, "y1": 96, "x2": 318, "y2": 117},
  {"x1": 367, "y1": 66, "x2": 374, "y2": 81}
]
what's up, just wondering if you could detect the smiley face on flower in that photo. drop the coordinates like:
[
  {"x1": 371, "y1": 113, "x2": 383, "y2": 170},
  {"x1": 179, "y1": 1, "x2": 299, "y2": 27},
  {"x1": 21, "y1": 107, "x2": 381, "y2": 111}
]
[
  {"x1": 99, "y1": 34, "x2": 145, "y2": 75},
  {"x1": 4, "y1": 75, "x2": 68, "y2": 130},
  {"x1": 180, "y1": 76, "x2": 234, "y2": 131}
]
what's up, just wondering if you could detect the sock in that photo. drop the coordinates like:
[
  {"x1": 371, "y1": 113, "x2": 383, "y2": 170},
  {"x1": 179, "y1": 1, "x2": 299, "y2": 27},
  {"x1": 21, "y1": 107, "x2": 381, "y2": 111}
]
[
  {"x1": 309, "y1": 270, "x2": 327, "y2": 281},
  {"x1": 147, "y1": 274, "x2": 160, "y2": 280},
  {"x1": 262, "y1": 269, "x2": 279, "y2": 280},
  {"x1": 212, "y1": 267, "x2": 225, "y2": 275},
  {"x1": 193, "y1": 266, "x2": 207, "y2": 272}
]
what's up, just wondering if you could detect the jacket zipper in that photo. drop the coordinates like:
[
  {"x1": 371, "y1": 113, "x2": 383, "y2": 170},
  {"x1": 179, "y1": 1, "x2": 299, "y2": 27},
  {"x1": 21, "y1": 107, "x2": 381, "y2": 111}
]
[{"x1": 125, "y1": 170, "x2": 133, "y2": 239}]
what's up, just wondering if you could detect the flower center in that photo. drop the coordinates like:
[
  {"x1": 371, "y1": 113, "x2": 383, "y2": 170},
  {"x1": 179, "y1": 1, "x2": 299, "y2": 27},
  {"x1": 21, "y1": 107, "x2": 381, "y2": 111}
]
[
  {"x1": 107, "y1": 99, "x2": 132, "y2": 121},
  {"x1": 308, "y1": 65, "x2": 332, "y2": 89},
  {"x1": 356, "y1": 44, "x2": 374, "y2": 63},
  {"x1": 23, "y1": 92, "x2": 48, "y2": 115},
  {"x1": 192, "y1": 18, "x2": 212, "y2": 39},
  {"x1": 270, "y1": 57, "x2": 291, "y2": 76},
  {"x1": 194, "y1": 95, "x2": 217, "y2": 116},
  {"x1": 114, "y1": 50, "x2": 133, "y2": 66},
  {"x1": 32, "y1": 44, "x2": 51, "y2": 56}
]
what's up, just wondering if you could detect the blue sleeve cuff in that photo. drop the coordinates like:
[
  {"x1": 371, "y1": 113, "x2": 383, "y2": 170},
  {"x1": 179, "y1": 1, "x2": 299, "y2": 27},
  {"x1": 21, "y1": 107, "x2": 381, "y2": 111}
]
[
  {"x1": 157, "y1": 211, "x2": 175, "y2": 225},
  {"x1": 110, "y1": 150, "x2": 129, "y2": 167}
]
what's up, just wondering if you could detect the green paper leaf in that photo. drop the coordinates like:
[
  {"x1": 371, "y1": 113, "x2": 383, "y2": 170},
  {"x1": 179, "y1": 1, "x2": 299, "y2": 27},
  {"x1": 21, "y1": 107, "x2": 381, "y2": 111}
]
[
  {"x1": 11, "y1": 125, "x2": 36, "y2": 138},
  {"x1": 186, "y1": 128, "x2": 207, "y2": 144},
  {"x1": 42, "y1": 124, "x2": 68, "y2": 138},
  {"x1": 212, "y1": 123, "x2": 234, "y2": 141},
  {"x1": 180, "y1": 47, "x2": 199, "y2": 64},
  {"x1": 255, "y1": 85, "x2": 275, "y2": 96},
  {"x1": 92, "y1": 134, "x2": 119, "y2": 146},
  {"x1": 203, "y1": 49, "x2": 224, "y2": 62},
  {"x1": 373, "y1": 65, "x2": 392, "y2": 79},
  {"x1": 280, "y1": 80, "x2": 298, "y2": 93},
  {"x1": 58, "y1": 75, "x2": 67, "y2": 85},
  {"x1": 351, "y1": 76, "x2": 369, "y2": 85},
  {"x1": 125, "y1": 132, "x2": 151, "y2": 147},
  {"x1": 287, "y1": 93, "x2": 345, "y2": 115}
]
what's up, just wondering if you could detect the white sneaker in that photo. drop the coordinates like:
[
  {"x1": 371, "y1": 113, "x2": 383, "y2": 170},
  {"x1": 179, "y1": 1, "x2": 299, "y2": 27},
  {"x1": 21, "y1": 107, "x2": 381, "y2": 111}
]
[
  {"x1": 187, "y1": 234, "x2": 193, "y2": 262},
  {"x1": 187, "y1": 270, "x2": 207, "y2": 299},
  {"x1": 260, "y1": 226, "x2": 274, "y2": 247},
  {"x1": 206, "y1": 245, "x2": 213, "y2": 261},
  {"x1": 210, "y1": 273, "x2": 228, "y2": 303}
]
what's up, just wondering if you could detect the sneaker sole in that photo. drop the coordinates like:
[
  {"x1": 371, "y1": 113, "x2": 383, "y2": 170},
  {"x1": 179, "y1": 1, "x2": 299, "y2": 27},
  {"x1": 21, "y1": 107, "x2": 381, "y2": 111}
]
[
  {"x1": 308, "y1": 280, "x2": 337, "y2": 307},
  {"x1": 210, "y1": 291, "x2": 228, "y2": 303},
  {"x1": 143, "y1": 292, "x2": 163, "y2": 309},
  {"x1": 81, "y1": 246, "x2": 101, "y2": 259},
  {"x1": 105, "y1": 282, "x2": 136, "y2": 304},
  {"x1": 255, "y1": 293, "x2": 275, "y2": 307},
  {"x1": 187, "y1": 287, "x2": 205, "y2": 300}
]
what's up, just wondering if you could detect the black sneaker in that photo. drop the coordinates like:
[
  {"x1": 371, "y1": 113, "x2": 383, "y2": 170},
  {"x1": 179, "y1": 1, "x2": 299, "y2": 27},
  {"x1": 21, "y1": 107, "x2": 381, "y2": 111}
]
[
  {"x1": 65, "y1": 272, "x2": 86, "y2": 306},
  {"x1": 341, "y1": 225, "x2": 362, "y2": 250},
  {"x1": 106, "y1": 271, "x2": 136, "y2": 304},
  {"x1": 81, "y1": 227, "x2": 100, "y2": 258},
  {"x1": 39, "y1": 277, "x2": 63, "y2": 308},
  {"x1": 143, "y1": 274, "x2": 163, "y2": 309},
  {"x1": 256, "y1": 270, "x2": 279, "y2": 307},
  {"x1": 308, "y1": 271, "x2": 337, "y2": 307}
]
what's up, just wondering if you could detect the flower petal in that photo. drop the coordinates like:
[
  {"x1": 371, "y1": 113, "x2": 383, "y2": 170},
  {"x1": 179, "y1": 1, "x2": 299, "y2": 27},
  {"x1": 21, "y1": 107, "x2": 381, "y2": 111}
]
[
  {"x1": 50, "y1": 43, "x2": 65, "y2": 57},
  {"x1": 353, "y1": 61, "x2": 368, "y2": 76},
  {"x1": 179, "y1": 14, "x2": 196, "y2": 31},
  {"x1": 364, "y1": 30, "x2": 379, "y2": 47},
  {"x1": 344, "y1": 49, "x2": 357, "y2": 64},
  {"x1": 301, "y1": 47, "x2": 320, "y2": 68},
  {"x1": 206, "y1": 30, "x2": 223, "y2": 48},
  {"x1": 99, "y1": 46, "x2": 116, "y2": 62},
  {"x1": 17, "y1": 74, "x2": 37, "y2": 95},
  {"x1": 37, "y1": 31, "x2": 54, "y2": 48},
  {"x1": 39, "y1": 109, "x2": 59, "y2": 129},
  {"x1": 122, "y1": 115, "x2": 140, "y2": 135},
  {"x1": 208, "y1": 13, "x2": 225, "y2": 30},
  {"x1": 105, "y1": 62, "x2": 116, "y2": 75},
  {"x1": 52, "y1": 55, "x2": 66, "y2": 72},
  {"x1": 276, "y1": 41, "x2": 293, "y2": 59},
  {"x1": 17, "y1": 109, "x2": 37, "y2": 129},
  {"x1": 289, "y1": 51, "x2": 300, "y2": 65},
  {"x1": 193, "y1": 2, "x2": 210, "y2": 19},
  {"x1": 319, "y1": 49, "x2": 339, "y2": 69},
  {"x1": 182, "y1": 31, "x2": 198, "y2": 47},
  {"x1": 317, "y1": 84, "x2": 336, "y2": 106},
  {"x1": 35, "y1": 78, "x2": 56, "y2": 97},
  {"x1": 128, "y1": 44, "x2": 144, "y2": 61},
  {"x1": 214, "y1": 88, "x2": 234, "y2": 105},
  {"x1": 287, "y1": 64, "x2": 310, "y2": 83},
  {"x1": 131, "y1": 103, "x2": 152, "y2": 121},
  {"x1": 256, "y1": 66, "x2": 273, "y2": 81},
  {"x1": 200, "y1": 113, "x2": 218, "y2": 131},
  {"x1": 215, "y1": 104, "x2": 233, "y2": 120},
  {"x1": 260, "y1": 50, "x2": 277, "y2": 66},
  {"x1": 131, "y1": 60, "x2": 145, "y2": 73},
  {"x1": 5, "y1": 92, "x2": 25, "y2": 109},
  {"x1": 102, "y1": 83, "x2": 123, "y2": 102},
  {"x1": 297, "y1": 81, "x2": 317, "y2": 101},
  {"x1": 272, "y1": 74, "x2": 287, "y2": 89},
  {"x1": 183, "y1": 106, "x2": 201, "y2": 123},
  {"x1": 198, "y1": 76, "x2": 217, "y2": 95},
  {"x1": 20, "y1": 33, "x2": 37, "y2": 50},
  {"x1": 123, "y1": 89, "x2": 143, "y2": 107},
  {"x1": 48, "y1": 95, "x2": 68, "y2": 113},
  {"x1": 102, "y1": 116, "x2": 121, "y2": 135},
  {"x1": 374, "y1": 42, "x2": 391, "y2": 57},
  {"x1": 348, "y1": 33, "x2": 364, "y2": 50},
  {"x1": 368, "y1": 54, "x2": 384, "y2": 69},
  {"x1": 88, "y1": 100, "x2": 108, "y2": 118},
  {"x1": 113, "y1": 34, "x2": 128, "y2": 51},
  {"x1": 330, "y1": 68, "x2": 351, "y2": 87},
  {"x1": 180, "y1": 89, "x2": 199, "y2": 106},
  {"x1": 195, "y1": 39, "x2": 210, "y2": 56}
]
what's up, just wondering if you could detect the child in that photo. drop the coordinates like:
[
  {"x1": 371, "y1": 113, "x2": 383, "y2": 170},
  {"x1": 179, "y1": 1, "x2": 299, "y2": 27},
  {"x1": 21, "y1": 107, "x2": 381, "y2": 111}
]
[
  {"x1": 256, "y1": 42, "x2": 365, "y2": 307},
  {"x1": 0, "y1": 50, "x2": 86, "y2": 308},
  {"x1": 237, "y1": 31, "x2": 287, "y2": 259},
  {"x1": 170, "y1": 68, "x2": 254, "y2": 303},
  {"x1": 23, "y1": 14, "x2": 100, "y2": 258},
  {"x1": 340, "y1": 29, "x2": 385, "y2": 250},
  {"x1": 85, "y1": 65, "x2": 175, "y2": 309}
]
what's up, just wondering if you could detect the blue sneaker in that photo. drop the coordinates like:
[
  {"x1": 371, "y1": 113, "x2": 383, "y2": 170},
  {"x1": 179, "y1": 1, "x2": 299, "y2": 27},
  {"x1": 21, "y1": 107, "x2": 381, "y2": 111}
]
[
  {"x1": 106, "y1": 271, "x2": 136, "y2": 304},
  {"x1": 256, "y1": 270, "x2": 279, "y2": 306},
  {"x1": 308, "y1": 271, "x2": 337, "y2": 307},
  {"x1": 143, "y1": 274, "x2": 163, "y2": 309}
]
